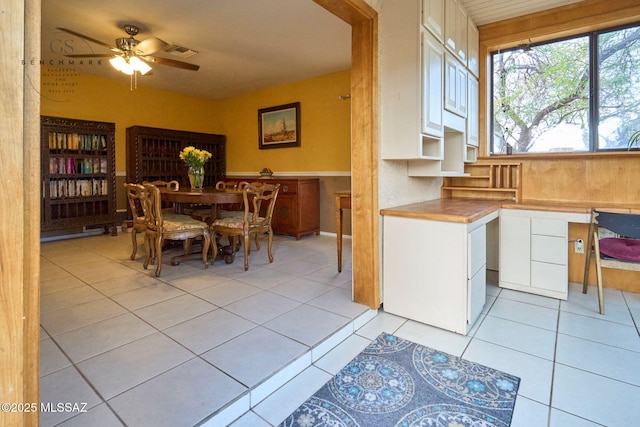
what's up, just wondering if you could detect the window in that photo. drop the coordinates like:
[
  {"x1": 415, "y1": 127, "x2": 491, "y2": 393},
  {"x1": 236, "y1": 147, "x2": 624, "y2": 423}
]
[{"x1": 491, "y1": 23, "x2": 640, "y2": 155}]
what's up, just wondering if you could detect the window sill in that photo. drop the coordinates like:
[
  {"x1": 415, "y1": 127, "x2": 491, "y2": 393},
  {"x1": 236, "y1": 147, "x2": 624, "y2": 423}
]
[{"x1": 482, "y1": 150, "x2": 640, "y2": 161}]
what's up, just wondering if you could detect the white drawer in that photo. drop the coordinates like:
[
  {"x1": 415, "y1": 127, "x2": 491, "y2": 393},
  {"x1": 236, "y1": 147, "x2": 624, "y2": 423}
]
[
  {"x1": 468, "y1": 225, "x2": 486, "y2": 278},
  {"x1": 531, "y1": 217, "x2": 566, "y2": 237},
  {"x1": 467, "y1": 266, "x2": 486, "y2": 327},
  {"x1": 531, "y1": 261, "x2": 567, "y2": 294},
  {"x1": 531, "y1": 235, "x2": 566, "y2": 265}
]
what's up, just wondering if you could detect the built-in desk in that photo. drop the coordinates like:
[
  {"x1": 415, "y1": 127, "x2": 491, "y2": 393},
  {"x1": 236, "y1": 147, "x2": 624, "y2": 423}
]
[
  {"x1": 381, "y1": 199, "x2": 501, "y2": 335},
  {"x1": 498, "y1": 200, "x2": 639, "y2": 299},
  {"x1": 498, "y1": 207, "x2": 589, "y2": 299},
  {"x1": 381, "y1": 198, "x2": 640, "y2": 334}
]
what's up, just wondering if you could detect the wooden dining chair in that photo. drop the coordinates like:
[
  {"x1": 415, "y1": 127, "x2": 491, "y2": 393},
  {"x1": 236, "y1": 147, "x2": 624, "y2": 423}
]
[
  {"x1": 210, "y1": 182, "x2": 280, "y2": 270},
  {"x1": 215, "y1": 180, "x2": 242, "y2": 216},
  {"x1": 142, "y1": 183, "x2": 212, "y2": 277},
  {"x1": 583, "y1": 208, "x2": 640, "y2": 314},
  {"x1": 142, "y1": 180, "x2": 180, "y2": 191},
  {"x1": 217, "y1": 181, "x2": 269, "y2": 250},
  {"x1": 142, "y1": 180, "x2": 180, "y2": 211},
  {"x1": 123, "y1": 183, "x2": 150, "y2": 260}
]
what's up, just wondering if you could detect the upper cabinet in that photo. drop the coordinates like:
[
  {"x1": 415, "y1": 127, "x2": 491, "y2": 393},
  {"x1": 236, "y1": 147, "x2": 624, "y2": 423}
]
[
  {"x1": 422, "y1": 30, "x2": 445, "y2": 138},
  {"x1": 445, "y1": 53, "x2": 468, "y2": 118},
  {"x1": 467, "y1": 17, "x2": 480, "y2": 78},
  {"x1": 382, "y1": 0, "x2": 479, "y2": 175},
  {"x1": 445, "y1": 0, "x2": 468, "y2": 63},
  {"x1": 422, "y1": 0, "x2": 444, "y2": 43},
  {"x1": 380, "y1": 0, "x2": 424, "y2": 159},
  {"x1": 467, "y1": 77, "x2": 479, "y2": 148}
]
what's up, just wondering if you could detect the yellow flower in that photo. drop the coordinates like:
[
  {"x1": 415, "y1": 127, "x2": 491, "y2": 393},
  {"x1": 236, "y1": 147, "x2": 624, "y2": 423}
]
[{"x1": 179, "y1": 146, "x2": 212, "y2": 169}]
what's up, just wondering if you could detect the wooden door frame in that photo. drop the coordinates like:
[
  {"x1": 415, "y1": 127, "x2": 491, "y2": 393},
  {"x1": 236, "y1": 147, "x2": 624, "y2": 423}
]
[
  {"x1": 3, "y1": 0, "x2": 40, "y2": 425},
  {"x1": 314, "y1": 0, "x2": 380, "y2": 309},
  {"x1": 6, "y1": 2, "x2": 378, "y2": 425}
]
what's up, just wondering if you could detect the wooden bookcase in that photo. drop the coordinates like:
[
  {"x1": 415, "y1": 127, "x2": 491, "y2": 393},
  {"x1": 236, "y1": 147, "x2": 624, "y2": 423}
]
[
  {"x1": 41, "y1": 116, "x2": 117, "y2": 235},
  {"x1": 126, "y1": 126, "x2": 226, "y2": 187}
]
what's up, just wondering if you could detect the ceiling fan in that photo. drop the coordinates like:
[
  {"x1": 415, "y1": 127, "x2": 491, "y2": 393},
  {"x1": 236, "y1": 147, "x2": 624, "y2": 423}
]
[{"x1": 57, "y1": 24, "x2": 199, "y2": 87}]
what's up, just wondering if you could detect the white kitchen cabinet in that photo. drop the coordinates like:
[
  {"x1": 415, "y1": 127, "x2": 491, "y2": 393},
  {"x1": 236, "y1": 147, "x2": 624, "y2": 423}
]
[
  {"x1": 422, "y1": 0, "x2": 444, "y2": 43},
  {"x1": 467, "y1": 76, "x2": 479, "y2": 147},
  {"x1": 467, "y1": 17, "x2": 479, "y2": 78},
  {"x1": 445, "y1": 53, "x2": 468, "y2": 118},
  {"x1": 380, "y1": 0, "x2": 423, "y2": 160},
  {"x1": 499, "y1": 209, "x2": 588, "y2": 299},
  {"x1": 381, "y1": 0, "x2": 477, "y2": 175},
  {"x1": 468, "y1": 224, "x2": 487, "y2": 323},
  {"x1": 422, "y1": 30, "x2": 445, "y2": 138},
  {"x1": 445, "y1": 0, "x2": 467, "y2": 62},
  {"x1": 383, "y1": 212, "x2": 497, "y2": 335},
  {"x1": 499, "y1": 214, "x2": 531, "y2": 288}
]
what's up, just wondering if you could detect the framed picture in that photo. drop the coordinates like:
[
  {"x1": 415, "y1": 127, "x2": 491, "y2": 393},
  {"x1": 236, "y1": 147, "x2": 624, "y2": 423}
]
[{"x1": 258, "y1": 102, "x2": 301, "y2": 149}]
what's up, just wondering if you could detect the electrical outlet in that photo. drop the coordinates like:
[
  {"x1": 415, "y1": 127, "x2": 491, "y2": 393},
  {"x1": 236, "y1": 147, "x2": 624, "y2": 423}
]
[{"x1": 575, "y1": 239, "x2": 584, "y2": 254}]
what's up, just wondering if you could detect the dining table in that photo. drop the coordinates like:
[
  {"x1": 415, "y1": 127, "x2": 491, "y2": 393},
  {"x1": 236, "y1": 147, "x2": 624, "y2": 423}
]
[
  {"x1": 160, "y1": 187, "x2": 244, "y2": 264},
  {"x1": 161, "y1": 187, "x2": 243, "y2": 217}
]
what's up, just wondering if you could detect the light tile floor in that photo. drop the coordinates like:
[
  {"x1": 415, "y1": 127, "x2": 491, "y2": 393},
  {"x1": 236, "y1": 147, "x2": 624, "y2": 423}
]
[{"x1": 40, "y1": 233, "x2": 640, "y2": 426}]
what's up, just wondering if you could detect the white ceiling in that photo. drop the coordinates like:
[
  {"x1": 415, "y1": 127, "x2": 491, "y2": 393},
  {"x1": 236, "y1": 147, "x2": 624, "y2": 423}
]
[
  {"x1": 41, "y1": 0, "x2": 584, "y2": 100},
  {"x1": 459, "y1": 0, "x2": 584, "y2": 26}
]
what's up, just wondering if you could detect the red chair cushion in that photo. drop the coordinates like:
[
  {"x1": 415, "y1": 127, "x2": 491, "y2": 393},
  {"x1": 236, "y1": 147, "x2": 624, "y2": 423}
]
[{"x1": 599, "y1": 238, "x2": 640, "y2": 262}]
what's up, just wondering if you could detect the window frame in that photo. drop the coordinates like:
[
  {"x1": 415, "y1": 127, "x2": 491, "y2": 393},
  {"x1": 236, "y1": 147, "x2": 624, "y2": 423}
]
[{"x1": 489, "y1": 21, "x2": 640, "y2": 156}]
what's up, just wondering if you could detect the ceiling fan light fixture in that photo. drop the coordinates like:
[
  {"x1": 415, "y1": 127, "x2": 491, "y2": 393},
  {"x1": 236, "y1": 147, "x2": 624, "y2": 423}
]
[
  {"x1": 110, "y1": 56, "x2": 133, "y2": 74},
  {"x1": 130, "y1": 56, "x2": 152, "y2": 75}
]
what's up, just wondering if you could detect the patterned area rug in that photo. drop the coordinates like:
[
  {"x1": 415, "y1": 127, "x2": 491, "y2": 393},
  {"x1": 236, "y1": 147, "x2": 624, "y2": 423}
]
[{"x1": 279, "y1": 333, "x2": 520, "y2": 427}]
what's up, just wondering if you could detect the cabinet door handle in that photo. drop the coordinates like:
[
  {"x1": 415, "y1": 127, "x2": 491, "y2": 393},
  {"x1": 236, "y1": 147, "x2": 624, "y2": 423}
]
[{"x1": 282, "y1": 185, "x2": 288, "y2": 192}]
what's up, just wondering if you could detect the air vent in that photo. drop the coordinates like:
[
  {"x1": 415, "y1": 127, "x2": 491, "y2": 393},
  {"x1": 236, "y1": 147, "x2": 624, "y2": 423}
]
[{"x1": 164, "y1": 44, "x2": 199, "y2": 58}]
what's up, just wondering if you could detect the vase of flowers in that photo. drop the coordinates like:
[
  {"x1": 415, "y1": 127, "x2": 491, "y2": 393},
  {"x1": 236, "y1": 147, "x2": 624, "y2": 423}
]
[
  {"x1": 179, "y1": 146, "x2": 212, "y2": 190},
  {"x1": 187, "y1": 166, "x2": 205, "y2": 190}
]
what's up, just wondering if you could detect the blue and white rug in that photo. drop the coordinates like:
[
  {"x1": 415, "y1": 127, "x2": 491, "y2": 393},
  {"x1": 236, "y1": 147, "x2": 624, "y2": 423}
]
[{"x1": 279, "y1": 333, "x2": 520, "y2": 427}]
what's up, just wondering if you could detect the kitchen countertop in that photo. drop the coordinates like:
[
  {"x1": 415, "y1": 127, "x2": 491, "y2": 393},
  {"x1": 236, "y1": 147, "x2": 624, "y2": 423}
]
[
  {"x1": 380, "y1": 198, "x2": 640, "y2": 223},
  {"x1": 379, "y1": 198, "x2": 503, "y2": 223}
]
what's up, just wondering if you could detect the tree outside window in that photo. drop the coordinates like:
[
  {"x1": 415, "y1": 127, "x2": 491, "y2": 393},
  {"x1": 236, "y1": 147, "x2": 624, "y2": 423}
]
[{"x1": 491, "y1": 24, "x2": 640, "y2": 155}]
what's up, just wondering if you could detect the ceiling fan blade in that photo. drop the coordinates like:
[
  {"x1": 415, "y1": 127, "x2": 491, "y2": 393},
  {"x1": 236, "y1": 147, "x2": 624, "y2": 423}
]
[
  {"x1": 141, "y1": 55, "x2": 200, "y2": 71},
  {"x1": 135, "y1": 37, "x2": 169, "y2": 56},
  {"x1": 63, "y1": 54, "x2": 114, "y2": 58},
  {"x1": 56, "y1": 27, "x2": 119, "y2": 52}
]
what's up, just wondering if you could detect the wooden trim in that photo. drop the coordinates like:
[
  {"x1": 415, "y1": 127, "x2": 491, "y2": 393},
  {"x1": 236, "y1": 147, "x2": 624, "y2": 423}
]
[
  {"x1": 24, "y1": 1, "x2": 41, "y2": 425},
  {"x1": 479, "y1": 0, "x2": 640, "y2": 49},
  {"x1": 478, "y1": 0, "x2": 640, "y2": 159},
  {"x1": 0, "y1": 0, "x2": 25, "y2": 422},
  {"x1": 314, "y1": 0, "x2": 377, "y2": 24},
  {"x1": 478, "y1": 151, "x2": 640, "y2": 162},
  {"x1": 1, "y1": 0, "x2": 40, "y2": 425},
  {"x1": 315, "y1": 0, "x2": 380, "y2": 309}
]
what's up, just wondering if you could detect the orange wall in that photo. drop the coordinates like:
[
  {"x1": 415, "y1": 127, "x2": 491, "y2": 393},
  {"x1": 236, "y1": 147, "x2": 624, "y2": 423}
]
[
  {"x1": 40, "y1": 66, "x2": 352, "y2": 174},
  {"x1": 40, "y1": 66, "x2": 225, "y2": 173},
  {"x1": 218, "y1": 69, "x2": 352, "y2": 173}
]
